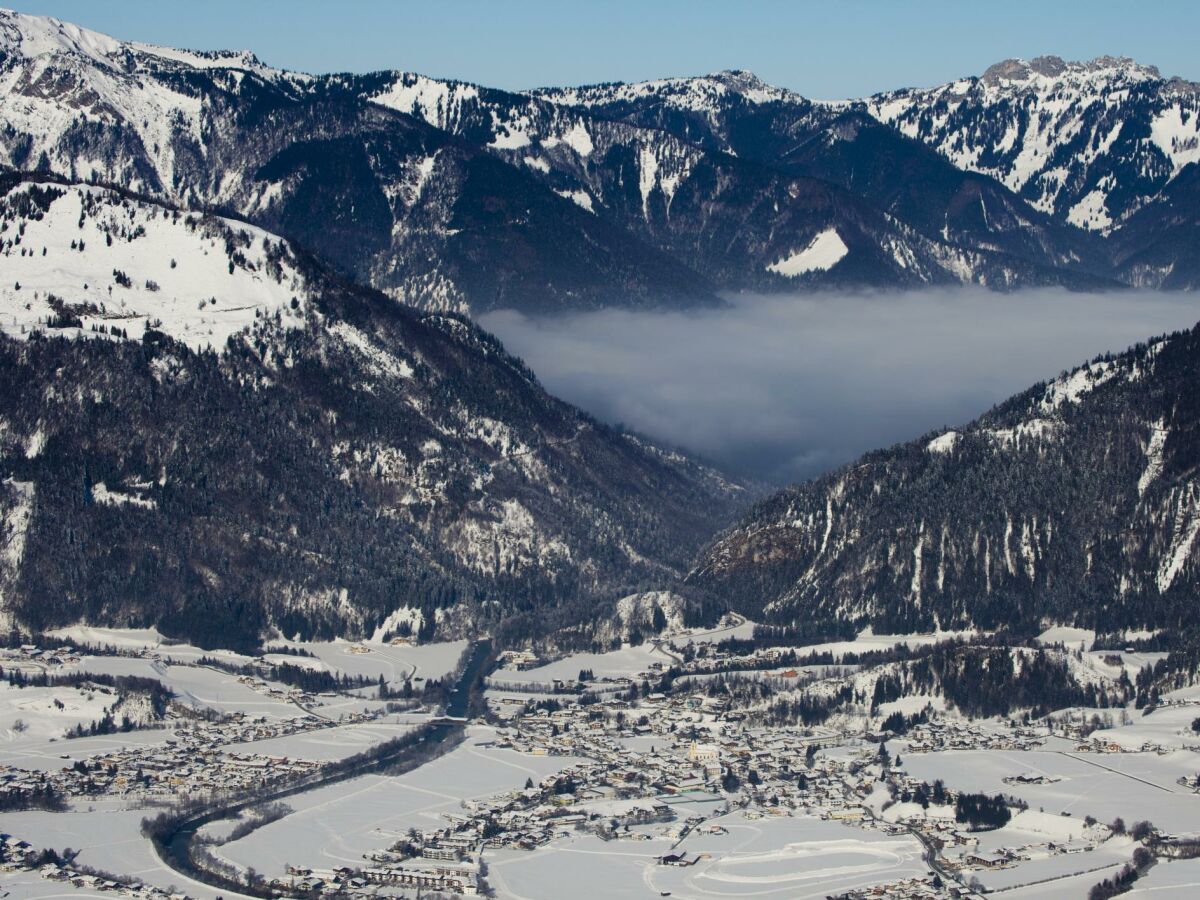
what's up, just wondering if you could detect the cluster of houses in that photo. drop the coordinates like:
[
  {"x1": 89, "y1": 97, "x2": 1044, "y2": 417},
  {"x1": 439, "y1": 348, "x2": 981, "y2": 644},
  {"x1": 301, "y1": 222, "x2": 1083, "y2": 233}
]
[
  {"x1": 368, "y1": 682, "x2": 967, "y2": 895},
  {"x1": 470, "y1": 666, "x2": 1141, "y2": 898},
  {"x1": 0, "y1": 708, "x2": 385, "y2": 805},
  {"x1": 3, "y1": 643, "x2": 84, "y2": 668},
  {"x1": 947, "y1": 838, "x2": 1102, "y2": 876},
  {"x1": 3, "y1": 628, "x2": 1158, "y2": 900},
  {"x1": 496, "y1": 649, "x2": 542, "y2": 671},
  {"x1": 280, "y1": 862, "x2": 480, "y2": 896},
  {"x1": 233, "y1": 672, "x2": 320, "y2": 707},
  {"x1": 901, "y1": 720, "x2": 1045, "y2": 753},
  {"x1": 833, "y1": 875, "x2": 951, "y2": 899},
  {"x1": 0, "y1": 833, "x2": 186, "y2": 900}
]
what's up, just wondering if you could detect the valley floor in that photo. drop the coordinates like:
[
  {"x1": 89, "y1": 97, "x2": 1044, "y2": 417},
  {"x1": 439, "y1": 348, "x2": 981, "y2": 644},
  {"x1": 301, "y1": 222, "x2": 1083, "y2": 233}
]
[{"x1": 3, "y1": 625, "x2": 1200, "y2": 899}]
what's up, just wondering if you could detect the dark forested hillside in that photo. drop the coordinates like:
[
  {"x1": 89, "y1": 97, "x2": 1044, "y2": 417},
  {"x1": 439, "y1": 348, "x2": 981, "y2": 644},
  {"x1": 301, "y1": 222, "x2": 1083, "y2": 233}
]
[
  {"x1": 1111, "y1": 162, "x2": 1200, "y2": 289},
  {"x1": 0, "y1": 174, "x2": 746, "y2": 649},
  {"x1": 689, "y1": 324, "x2": 1200, "y2": 638}
]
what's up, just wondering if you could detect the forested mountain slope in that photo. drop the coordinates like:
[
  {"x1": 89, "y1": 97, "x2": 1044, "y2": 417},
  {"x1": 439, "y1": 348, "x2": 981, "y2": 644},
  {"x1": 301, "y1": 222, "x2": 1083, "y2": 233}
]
[
  {"x1": 689, "y1": 325, "x2": 1200, "y2": 639},
  {"x1": 0, "y1": 8, "x2": 714, "y2": 314},
  {"x1": 357, "y1": 69, "x2": 1105, "y2": 292},
  {"x1": 0, "y1": 173, "x2": 746, "y2": 649}
]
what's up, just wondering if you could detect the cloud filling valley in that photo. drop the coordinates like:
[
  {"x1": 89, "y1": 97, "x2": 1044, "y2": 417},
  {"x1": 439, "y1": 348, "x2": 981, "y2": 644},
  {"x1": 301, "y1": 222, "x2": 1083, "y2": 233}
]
[{"x1": 481, "y1": 290, "x2": 1200, "y2": 485}]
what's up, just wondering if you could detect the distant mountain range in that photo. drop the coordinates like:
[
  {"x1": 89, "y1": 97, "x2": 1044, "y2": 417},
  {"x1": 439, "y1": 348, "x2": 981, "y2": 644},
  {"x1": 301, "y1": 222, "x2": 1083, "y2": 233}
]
[{"x1": 2, "y1": 8, "x2": 1198, "y2": 317}]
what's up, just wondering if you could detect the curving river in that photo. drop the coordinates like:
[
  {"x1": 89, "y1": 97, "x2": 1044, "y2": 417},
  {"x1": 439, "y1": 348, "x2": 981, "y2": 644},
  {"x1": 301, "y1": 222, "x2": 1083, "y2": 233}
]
[{"x1": 154, "y1": 639, "x2": 493, "y2": 897}]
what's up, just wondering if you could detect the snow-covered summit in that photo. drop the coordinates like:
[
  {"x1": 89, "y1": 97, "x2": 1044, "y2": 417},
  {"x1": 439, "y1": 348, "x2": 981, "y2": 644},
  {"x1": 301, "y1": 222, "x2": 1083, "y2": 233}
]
[
  {"x1": 536, "y1": 68, "x2": 804, "y2": 112},
  {"x1": 0, "y1": 7, "x2": 277, "y2": 76},
  {"x1": 0, "y1": 7, "x2": 307, "y2": 201},
  {"x1": 0, "y1": 7, "x2": 123, "y2": 65},
  {"x1": 0, "y1": 178, "x2": 308, "y2": 351},
  {"x1": 869, "y1": 54, "x2": 1200, "y2": 232}
]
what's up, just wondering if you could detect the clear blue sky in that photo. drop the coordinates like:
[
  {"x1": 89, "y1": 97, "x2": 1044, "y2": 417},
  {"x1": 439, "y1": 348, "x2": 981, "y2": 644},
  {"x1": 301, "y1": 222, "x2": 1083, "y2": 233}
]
[{"x1": 10, "y1": 0, "x2": 1199, "y2": 98}]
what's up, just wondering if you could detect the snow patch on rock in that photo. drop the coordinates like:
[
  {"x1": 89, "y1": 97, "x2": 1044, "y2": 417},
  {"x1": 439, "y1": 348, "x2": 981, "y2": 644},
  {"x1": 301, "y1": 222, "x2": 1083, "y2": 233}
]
[
  {"x1": 767, "y1": 230, "x2": 848, "y2": 277},
  {"x1": 554, "y1": 188, "x2": 595, "y2": 213},
  {"x1": 926, "y1": 432, "x2": 959, "y2": 454},
  {"x1": 1039, "y1": 360, "x2": 1118, "y2": 412}
]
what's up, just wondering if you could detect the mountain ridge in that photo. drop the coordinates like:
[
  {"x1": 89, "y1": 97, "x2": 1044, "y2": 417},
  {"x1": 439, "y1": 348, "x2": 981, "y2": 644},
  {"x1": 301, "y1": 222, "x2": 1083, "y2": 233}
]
[
  {"x1": 687, "y1": 324, "x2": 1200, "y2": 640},
  {"x1": 4, "y1": 7, "x2": 1196, "y2": 310}
]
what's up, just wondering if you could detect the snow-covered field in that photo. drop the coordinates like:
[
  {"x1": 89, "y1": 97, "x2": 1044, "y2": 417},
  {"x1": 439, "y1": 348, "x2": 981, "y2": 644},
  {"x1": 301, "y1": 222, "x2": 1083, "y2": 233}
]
[
  {"x1": 1091, "y1": 702, "x2": 1200, "y2": 750},
  {"x1": 1036, "y1": 626, "x2": 1097, "y2": 650},
  {"x1": 767, "y1": 229, "x2": 850, "y2": 277},
  {"x1": 0, "y1": 182, "x2": 307, "y2": 352},
  {"x1": 903, "y1": 745, "x2": 1200, "y2": 835},
  {"x1": 490, "y1": 813, "x2": 927, "y2": 899},
  {"x1": 673, "y1": 616, "x2": 758, "y2": 644},
  {"x1": 47, "y1": 625, "x2": 176, "y2": 651},
  {"x1": 0, "y1": 803, "x2": 241, "y2": 900},
  {"x1": 1082, "y1": 649, "x2": 1171, "y2": 684},
  {"x1": 1003, "y1": 867, "x2": 1134, "y2": 899},
  {"x1": 975, "y1": 842, "x2": 1131, "y2": 892},
  {"x1": 47, "y1": 626, "x2": 467, "y2": 686},
  {"x1": 0, "y1": 682, "x2": 119, "y2": 744},
  {"x1": 0, "y1": 727, "x2": 174, "y2": 772},
  {"x1": 487, "y1": 833, "x2": 677, "y2": 899},
  {"x1": 672, "y1": 813, "x2": 926, "y2": 898},
  {"x1": 218, "y1": 719, "x2": 422, "y2": 761},
  {"x1": 65, "y1": 656, "x2": 305, "y2": 720},
  {"x1": 30, "y1": 628, "x2": 469, "y2": 723},
  {"x1": 265, "y1": 638, "x2": 468, "y2": 684},
  {"x1": 499, "y1": 643, "x2": 670, "y2": 685},
  {"x1": 500, "y1": 628, "x2": 975, "y2": 690},
  {"x1": 213, "y1": 726, "x2": 581, "y2": 878},
  {"x1": 1128, "y1": 857, "x2": 1200, "y2": 897},
  {"x1": 62, "y1": 655, "x2": 385, "y2": 720},
  {"x1": 788, "y1": 627, "x2": 979, "y2": 660}
]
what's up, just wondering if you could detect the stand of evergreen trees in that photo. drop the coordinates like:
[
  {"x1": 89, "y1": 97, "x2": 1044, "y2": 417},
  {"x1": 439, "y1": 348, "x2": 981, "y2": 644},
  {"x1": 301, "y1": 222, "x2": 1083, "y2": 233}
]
[
  {"x1": 0, "y1": 783, "x2": 67, "y2": 812},
  {"x1": 955, "y1": 792, "x2": 1022, "y2": 830}
]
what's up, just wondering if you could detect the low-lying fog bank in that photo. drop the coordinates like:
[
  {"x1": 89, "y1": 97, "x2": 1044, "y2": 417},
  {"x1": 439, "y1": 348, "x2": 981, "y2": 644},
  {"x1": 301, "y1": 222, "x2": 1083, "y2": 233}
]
[{"x1": 482, "y1": 289, "x2": 1200, "y2": 483}]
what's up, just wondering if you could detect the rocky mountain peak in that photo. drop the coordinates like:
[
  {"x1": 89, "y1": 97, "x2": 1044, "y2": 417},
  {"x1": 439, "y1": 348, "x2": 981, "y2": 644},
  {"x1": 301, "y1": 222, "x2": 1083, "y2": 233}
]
[{"x1": 980, "y1": 54, "x2": 1162, "y2": 87}]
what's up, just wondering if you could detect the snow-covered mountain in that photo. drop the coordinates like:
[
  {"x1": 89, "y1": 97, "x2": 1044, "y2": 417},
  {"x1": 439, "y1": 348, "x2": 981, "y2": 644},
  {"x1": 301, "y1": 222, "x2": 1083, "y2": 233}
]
[
  {"x1": 342, "y1": 68, "x2": 1114, "y2": 292},
  {"x1": 536, "y1": 58, "x2": 1200, "y2": 289},
  {"x1": 868, "y1": 56, "x2": 1200, "y2": 236},
  {"x1": 3, "y1": 9, "x2": 1200, "y2": 652},
  {"x1": 0, "y1": 8, "x2": 714, "y2": 315},
  {"x1": 8, "y1": 9, "x2": 1195, "y2": 308},
  {"x1": 688, "y1": 326, "x2": 1200, "y2": 640},
  {"x1": 0, "y1": 172, "x2": 746, "y2": 648},
  {"x1": 0, "y1": 175, "x2": 307, "y2": 348}
]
